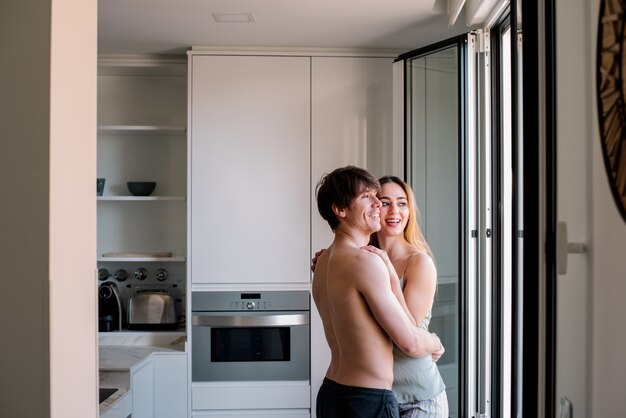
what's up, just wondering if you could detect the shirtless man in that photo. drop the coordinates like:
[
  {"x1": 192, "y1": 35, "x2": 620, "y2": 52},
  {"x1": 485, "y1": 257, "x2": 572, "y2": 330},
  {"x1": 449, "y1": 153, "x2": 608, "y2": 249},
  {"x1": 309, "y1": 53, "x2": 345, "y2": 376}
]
[{"x1": 313, "y1": 166, "x2": 443, "y2": 418}]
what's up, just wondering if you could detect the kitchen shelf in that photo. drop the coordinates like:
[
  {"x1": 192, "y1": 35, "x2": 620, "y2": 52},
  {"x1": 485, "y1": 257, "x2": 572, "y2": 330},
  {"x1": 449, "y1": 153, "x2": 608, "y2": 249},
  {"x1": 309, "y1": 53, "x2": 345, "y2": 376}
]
[
  {"x1": 98, "y1": 196, "x2": 186, "y2": 201},
  {"x1": 97, "y1": 58, "x2": 188, "y2": 343},
  {"x1": 98, "y1": 256, "x2": 186, "y2": 262},
  {"x1": 98, "y1": 125, "x2": 186, "y2": 135}
]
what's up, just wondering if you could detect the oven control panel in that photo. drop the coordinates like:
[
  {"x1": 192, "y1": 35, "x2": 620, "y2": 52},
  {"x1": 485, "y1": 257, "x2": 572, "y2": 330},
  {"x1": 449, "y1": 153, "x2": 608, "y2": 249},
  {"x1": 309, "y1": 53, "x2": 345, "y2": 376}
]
[
  {"x1": 230, "y1": 300, "x2": 272, "y2": 310},
  {"x1": 192, "y1": 290, "x2": 310, "y2": 312}
]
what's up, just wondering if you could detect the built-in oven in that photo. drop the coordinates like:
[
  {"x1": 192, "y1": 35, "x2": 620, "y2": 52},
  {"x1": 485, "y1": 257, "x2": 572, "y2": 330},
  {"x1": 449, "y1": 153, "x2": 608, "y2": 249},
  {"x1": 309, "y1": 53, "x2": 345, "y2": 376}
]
[{"x1": 191, "y1": 290, "x2": 310, "y2": 382}]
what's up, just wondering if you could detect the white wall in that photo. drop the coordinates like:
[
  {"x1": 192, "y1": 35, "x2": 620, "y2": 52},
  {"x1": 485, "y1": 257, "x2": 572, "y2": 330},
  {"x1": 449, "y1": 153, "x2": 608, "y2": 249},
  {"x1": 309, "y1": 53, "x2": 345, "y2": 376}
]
[
  {"x1": 0, "y1": 0, "x2": 98, "y2": 417},
  {"x1": 49, "y1": 0, "x2": 99, "y2": 416},
  {"x1": 587, "y1": 2, "x2": 626, "y2": 417},
  {"x1": 557, "y1": 1, "x2": 626, "y2": 417},
  {"x1": 555, "y1": 0, "x2": 591, "y2": 416}
]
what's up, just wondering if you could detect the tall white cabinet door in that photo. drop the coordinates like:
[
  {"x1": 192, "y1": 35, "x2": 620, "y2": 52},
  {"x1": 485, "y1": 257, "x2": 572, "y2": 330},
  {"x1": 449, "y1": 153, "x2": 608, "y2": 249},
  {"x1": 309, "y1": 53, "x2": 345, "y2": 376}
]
[
  {"x1": 131, "y1": 359, "x2": 154, "y2": 418},
  {"x1": 190, "y1": 55, "x2": 311, "y2": 285},
  {"x1": 309, "y1": 56, "x2": 394, "y2": 417},
  {"x1": 153, "y1": 353, "x2": 188, "y2": 418},
  {"x1": 310, "y1": 56, "x2": 395, "y2": 264}
]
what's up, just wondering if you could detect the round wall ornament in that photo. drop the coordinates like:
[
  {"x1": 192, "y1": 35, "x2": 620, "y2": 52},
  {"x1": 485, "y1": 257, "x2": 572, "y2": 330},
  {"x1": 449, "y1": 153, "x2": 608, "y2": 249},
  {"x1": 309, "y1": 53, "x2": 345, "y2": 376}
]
[{"x1": 597, "y1": 0, "x2": 626, "y2": 222}]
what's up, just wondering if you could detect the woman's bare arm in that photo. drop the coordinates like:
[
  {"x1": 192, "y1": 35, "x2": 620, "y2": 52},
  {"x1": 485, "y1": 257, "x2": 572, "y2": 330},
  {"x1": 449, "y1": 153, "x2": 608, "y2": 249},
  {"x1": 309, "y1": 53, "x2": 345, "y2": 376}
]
[{"x1": 403, "y1": 252, "x2": 437, "y2": 326}]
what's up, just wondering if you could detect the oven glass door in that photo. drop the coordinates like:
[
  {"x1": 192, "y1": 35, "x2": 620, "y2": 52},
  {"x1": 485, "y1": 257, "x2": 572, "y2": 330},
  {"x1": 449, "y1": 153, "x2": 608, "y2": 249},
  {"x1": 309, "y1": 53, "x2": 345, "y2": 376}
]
[{"x1": 192, "y1": 310, "x2": 310, "y2": 382}]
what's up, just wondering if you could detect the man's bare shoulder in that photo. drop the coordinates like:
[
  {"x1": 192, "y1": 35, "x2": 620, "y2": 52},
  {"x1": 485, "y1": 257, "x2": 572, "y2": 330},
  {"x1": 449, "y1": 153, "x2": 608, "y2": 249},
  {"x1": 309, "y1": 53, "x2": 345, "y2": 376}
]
[
  {"x1": 327, "y1": 246, "x2": 389, "y2": 287},
  {"x1": 328, "y1": 244, "x2": 374, "y2": 266}
]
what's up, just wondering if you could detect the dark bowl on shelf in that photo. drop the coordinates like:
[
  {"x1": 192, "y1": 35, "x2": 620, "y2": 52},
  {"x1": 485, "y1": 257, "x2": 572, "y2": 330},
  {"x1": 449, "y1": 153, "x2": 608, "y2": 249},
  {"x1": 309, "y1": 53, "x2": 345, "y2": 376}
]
[{"x1": 127, "y1": 181, "x2": 156, "y2": 196}]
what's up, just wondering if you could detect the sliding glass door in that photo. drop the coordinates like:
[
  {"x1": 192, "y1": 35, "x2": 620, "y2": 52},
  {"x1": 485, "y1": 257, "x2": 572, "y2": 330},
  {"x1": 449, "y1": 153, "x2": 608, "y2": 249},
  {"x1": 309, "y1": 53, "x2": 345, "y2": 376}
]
[{"x1": 400, "y1": 8, "x2": 519, "y2": 417}]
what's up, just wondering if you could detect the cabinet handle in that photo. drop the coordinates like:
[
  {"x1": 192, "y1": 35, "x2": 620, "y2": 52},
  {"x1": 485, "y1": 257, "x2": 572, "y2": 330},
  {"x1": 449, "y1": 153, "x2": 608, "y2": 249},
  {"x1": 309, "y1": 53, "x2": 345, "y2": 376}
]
[{"x1": 191, "y1": 313, "x2": 309, "y2": 327}]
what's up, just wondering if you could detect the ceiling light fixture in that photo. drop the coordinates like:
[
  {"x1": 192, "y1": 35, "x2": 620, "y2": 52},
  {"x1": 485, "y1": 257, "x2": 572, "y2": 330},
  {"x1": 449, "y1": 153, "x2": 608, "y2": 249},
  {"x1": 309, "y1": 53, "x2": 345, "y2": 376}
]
[{"x1": 212, "y1": 12, "x2": 256, "y2": 23}]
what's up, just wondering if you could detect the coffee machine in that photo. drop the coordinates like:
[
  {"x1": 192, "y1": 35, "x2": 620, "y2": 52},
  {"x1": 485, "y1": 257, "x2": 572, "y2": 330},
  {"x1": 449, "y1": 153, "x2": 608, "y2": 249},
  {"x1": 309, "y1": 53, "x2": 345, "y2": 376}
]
[{"x1": 98, "y1": 282, "x2": 124, "y2": 332}]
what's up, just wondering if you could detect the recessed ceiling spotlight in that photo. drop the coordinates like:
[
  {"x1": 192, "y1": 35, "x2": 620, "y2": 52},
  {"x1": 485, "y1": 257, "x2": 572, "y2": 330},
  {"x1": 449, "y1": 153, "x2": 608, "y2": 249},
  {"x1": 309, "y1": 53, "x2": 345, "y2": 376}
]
[{"x1": 212, "y1": 12, "x2": 256, "y2": 23}]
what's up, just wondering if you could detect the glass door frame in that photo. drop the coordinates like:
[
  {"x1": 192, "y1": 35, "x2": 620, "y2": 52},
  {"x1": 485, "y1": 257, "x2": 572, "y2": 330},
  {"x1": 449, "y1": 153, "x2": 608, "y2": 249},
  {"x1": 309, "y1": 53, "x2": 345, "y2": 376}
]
[
  {"x1": 490, "y1": 10, "x2": 517, "y2": 418},
  {"x1": 512, "y1": 0, "x2": 558, "y2": 417}
]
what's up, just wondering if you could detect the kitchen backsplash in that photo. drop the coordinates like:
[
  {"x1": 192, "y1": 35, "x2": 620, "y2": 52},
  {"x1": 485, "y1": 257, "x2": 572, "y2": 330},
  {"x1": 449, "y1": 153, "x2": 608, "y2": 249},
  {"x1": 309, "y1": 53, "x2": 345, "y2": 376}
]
[{"x1": 97, "y1": 261, "x2": 186, "y2": 329}]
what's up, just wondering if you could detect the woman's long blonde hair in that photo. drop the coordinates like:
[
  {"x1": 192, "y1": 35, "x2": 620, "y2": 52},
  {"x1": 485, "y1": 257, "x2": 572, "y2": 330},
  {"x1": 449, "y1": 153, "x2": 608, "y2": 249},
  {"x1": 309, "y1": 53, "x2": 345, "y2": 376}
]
[{"x1": 372, "y1": 176, "x2": 433, "y2": 260}]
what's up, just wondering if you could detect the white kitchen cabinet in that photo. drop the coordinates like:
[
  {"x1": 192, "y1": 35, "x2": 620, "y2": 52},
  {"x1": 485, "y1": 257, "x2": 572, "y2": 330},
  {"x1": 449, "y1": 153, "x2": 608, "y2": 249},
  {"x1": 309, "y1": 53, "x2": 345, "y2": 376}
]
[
  {"x1": 189, "y1": 54, "x2": 311, "y2": 285},
  {"x1": 152, "y1": 352, "x2": 188, "y2": 418},
  {"x1": 309, "y1": 55, "x2": 395, "y2": 418},
  {"x1": 100, "y1": 393, "x2": 131, "y2": 418},
  {"x1": 100, "y1": 347, "x2": 187, "y2": 418},
  {"x1": 131, "y1": 359, "x2": 154, "y2": 418},
  {"x1": 310, "y1": 55, "x2": 396, "y2": 260},
  {"x1": 192, "y1": 382, "x2": 310, "y2": 410},
  {"x1": 97, "y1": 57, "x2": 187, "y2": 263}
]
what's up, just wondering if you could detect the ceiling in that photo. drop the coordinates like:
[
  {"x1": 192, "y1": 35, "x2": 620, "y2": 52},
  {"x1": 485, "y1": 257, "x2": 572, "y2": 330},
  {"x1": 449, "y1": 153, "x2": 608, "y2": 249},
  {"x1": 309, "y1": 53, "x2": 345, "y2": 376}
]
[{"x1": 98, "y1": 0, "x2": 472, "y2": 56}]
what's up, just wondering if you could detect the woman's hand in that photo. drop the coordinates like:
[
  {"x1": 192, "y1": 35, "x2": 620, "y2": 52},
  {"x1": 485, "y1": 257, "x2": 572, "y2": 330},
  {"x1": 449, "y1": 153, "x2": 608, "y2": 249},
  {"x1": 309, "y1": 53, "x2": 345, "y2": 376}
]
[
  {"x1": 360, "y1": 245, "x2": 392, "y2": 267},
  {"x1": 311, "y1": 248, "x2": 326, "y2": 272},
  {"x1": 360, "y1": 245, "x2": 396, "y2": 278},
  {"x1": 431, "y1": 333, "x2": 445, "y2": 362}
]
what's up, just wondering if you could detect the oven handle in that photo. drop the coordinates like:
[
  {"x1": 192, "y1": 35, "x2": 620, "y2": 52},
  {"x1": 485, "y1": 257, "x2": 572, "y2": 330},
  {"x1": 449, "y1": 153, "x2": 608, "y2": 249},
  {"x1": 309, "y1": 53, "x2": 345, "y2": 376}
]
[{"x1": 192, "y1": 313, "x2": 309, "y2": 327}]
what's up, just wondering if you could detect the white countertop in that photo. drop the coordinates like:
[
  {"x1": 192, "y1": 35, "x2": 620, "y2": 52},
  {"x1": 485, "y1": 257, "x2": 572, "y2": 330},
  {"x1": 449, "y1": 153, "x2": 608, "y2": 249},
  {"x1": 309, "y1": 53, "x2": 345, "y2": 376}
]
[{"x1": 100, "y1": 344, "x2": 180, "y2": 370}]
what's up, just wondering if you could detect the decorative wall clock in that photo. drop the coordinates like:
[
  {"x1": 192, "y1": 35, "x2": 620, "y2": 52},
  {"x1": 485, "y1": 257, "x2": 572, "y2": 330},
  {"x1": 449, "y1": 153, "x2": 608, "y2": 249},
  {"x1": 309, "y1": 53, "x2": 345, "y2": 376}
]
[{"x1": 597, "y1": 0, "x2": 626, "y2": 222}]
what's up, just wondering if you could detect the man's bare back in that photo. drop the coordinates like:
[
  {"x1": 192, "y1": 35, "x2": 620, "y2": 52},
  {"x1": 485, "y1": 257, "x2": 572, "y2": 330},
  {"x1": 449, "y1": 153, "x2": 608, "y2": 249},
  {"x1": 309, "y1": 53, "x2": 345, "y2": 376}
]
[{"x1": 313, "y1": 240, "x2": 398, "y2": 389}]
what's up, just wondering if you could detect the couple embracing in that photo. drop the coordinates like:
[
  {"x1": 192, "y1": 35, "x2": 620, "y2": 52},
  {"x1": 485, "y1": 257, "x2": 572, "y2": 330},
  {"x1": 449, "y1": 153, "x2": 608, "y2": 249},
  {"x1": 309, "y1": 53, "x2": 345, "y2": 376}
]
[{"x1": 312, "y1": 166, "x2": 448, "y2": 418}]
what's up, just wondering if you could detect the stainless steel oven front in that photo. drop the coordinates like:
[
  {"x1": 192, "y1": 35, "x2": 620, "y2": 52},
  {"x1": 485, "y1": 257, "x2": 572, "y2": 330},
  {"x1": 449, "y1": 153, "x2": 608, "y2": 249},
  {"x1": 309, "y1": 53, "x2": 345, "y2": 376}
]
[{"x1": 191, "y1": 290, "x2": 310, "y2": 382}]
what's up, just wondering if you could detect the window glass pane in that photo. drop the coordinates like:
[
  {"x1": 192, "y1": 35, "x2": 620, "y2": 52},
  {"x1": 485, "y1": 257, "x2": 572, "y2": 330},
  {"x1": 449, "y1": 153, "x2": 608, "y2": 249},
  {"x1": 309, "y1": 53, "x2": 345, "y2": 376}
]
[
  {"x1": 407, "y1": 45, "x2": 460, "y2": 418},
  {"x1": 500, "y1": 24, "x2": 514, "y2": 417}
]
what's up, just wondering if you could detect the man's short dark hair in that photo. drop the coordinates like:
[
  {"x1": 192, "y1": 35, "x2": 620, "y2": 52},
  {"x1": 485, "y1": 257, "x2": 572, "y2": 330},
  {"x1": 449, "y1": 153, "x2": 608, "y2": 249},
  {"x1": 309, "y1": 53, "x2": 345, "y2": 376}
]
[{"x1": 315, "y1": 165, "x2": 380, "y2": 231}]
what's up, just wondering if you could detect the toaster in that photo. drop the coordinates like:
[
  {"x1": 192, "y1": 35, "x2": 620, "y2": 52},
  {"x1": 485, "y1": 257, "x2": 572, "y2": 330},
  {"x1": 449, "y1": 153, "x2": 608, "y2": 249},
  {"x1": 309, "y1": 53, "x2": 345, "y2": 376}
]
[{"x1": 127, "y1": 290, "x2": 177, "y2": 330}]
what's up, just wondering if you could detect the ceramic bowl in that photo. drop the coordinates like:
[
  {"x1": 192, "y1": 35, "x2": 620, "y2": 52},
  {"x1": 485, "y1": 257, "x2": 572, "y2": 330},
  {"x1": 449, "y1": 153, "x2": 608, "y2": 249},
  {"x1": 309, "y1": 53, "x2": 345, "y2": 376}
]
[{"x1": 127, "y1": 181, "x2": 156, "y2": 196}]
